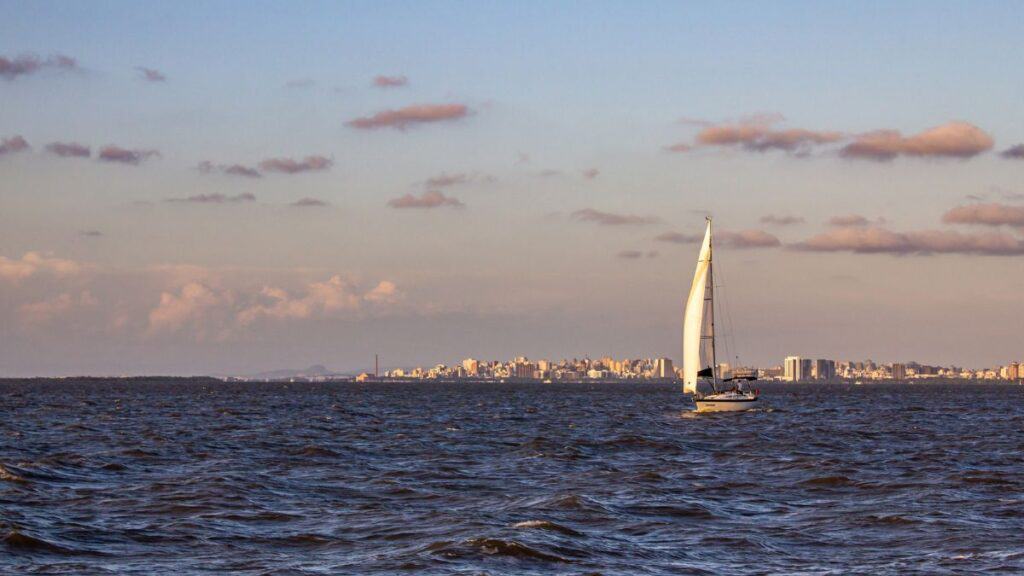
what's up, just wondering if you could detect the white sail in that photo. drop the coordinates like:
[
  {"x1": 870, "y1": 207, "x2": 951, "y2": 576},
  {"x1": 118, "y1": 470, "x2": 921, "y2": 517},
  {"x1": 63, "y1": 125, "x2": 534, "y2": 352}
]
[{"x1": 682, "y1": 220, "x2": 712, "y2": 394}]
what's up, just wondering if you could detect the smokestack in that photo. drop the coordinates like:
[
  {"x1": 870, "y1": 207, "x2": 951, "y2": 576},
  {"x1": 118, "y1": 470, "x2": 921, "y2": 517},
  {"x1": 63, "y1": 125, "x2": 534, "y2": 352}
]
[{"x1": 375, "y1": 354, "x2": 379, "y2": 378}]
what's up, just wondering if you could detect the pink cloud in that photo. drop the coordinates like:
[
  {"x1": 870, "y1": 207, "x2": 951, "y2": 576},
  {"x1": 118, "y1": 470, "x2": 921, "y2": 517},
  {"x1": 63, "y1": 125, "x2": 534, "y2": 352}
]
[
  {"x1": 424, "y1": 172, "x2": 470, "y2": 188},
  {"x1": 694, "y1": 118, "x2": 841, "y2": 154},
  {"x1": 572, "y1": 208, "x2": 660, "y2": 226},
  {"x1": 656, "y1": 229, "x2": 780, "y2": 248},
  {"x1": 760, "y1": 214, "x2": 804, "y2": 226},
  {"x1": 19, "y1": 291, "x2": 96, "y2": 326},
  {"x1": 793, "y1": 226, "x2": 1024, "y2": 256},
  {"x1": 582, "y1": 168, "x2": 600, "y2": 180},
  {"x1": 0, "y1": 53, "x2": 78, "y2": 80},
  {"x1": 347, "y1": 103, "x2": 470, "y2": 130},
  {"x1": 98, "y1": 145, "x2": 159, "y2": 165},
  {"x1": 45, "y1": 141, "x2": 90, "y2": 158},
  {"x1": 147, "y1": 282, "x2": 227, "y2": 335},
  {"x1": 237, "y1": 276, "x2": 400, "y2": 325},
  {"x1": 388, "y1": 190, "x2": 464, "y2": 209},
  {"x1": 0, "y1": 135, "x2": 30, "y2": 156},
  {"x1": 0, "y1": 252, "x2": 84, "y2": 281},
  {"x1": 664, "y1": 143, "x2": 693, "y2": 153},
  {"x1": 942, "y1": 203, "x2": 1024, "y2": 227},
  {"x1": 373, "y1": 75, "x2": 408, "y2": 88},
  {"x1": 137, "y1": 67, "x2": 166, "y2": 82},
  {"x1": 840, "y1": 121, "x2": 993, "y2": 161},
  {"x1": 655, "y1": 232, "x2": 703, "y2": 244},
  {"x1": 198, "y1": 161, "x2": 261, "y2": 178},
  {"x1": 291, "y1": 197, "x2": 330, "y2": 207},
  {"x1": 258, "y1": 156, "x2": 332, "y2": 174}
]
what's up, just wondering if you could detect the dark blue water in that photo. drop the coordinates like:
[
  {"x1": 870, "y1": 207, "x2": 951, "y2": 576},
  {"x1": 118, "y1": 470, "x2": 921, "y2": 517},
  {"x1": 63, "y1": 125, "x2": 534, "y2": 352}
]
[{"x1": 2, "y1": 380, "x2": 1023, "y2": 574}]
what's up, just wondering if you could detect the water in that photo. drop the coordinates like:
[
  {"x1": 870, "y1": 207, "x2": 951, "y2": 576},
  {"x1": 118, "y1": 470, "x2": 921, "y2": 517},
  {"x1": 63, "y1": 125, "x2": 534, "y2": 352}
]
[{"x1": 2, "y1": 380, "x2": 1023, "y2": 575}]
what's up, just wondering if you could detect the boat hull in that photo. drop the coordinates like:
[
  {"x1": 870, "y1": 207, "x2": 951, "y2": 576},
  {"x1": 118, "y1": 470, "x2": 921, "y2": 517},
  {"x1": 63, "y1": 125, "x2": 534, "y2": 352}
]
[{"x1": 694, "y1": 397, "x2": 760, "y2": 412}]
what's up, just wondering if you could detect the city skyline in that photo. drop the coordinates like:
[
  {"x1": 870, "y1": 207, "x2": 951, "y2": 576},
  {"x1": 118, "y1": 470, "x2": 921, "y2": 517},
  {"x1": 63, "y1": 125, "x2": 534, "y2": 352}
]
[{"x1": 3, "y1": 2, "x2": 1024, "y2": 376}]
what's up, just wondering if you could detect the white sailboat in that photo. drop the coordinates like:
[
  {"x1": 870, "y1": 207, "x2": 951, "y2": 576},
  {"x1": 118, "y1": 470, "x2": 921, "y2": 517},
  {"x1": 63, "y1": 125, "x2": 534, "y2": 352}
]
[{"x1": 682, "y1": 218, "x2": 761, "y2": 412}]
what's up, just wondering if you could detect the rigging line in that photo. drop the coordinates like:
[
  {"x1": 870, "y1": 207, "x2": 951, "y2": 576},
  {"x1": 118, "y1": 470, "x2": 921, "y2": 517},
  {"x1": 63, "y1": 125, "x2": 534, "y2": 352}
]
[{"x1": 716, "y1": 259, "x2": 741, "y2": 369}]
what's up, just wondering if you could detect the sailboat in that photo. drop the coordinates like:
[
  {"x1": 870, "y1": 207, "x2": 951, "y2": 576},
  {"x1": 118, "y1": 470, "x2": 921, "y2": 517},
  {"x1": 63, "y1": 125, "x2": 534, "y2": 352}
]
[{"x1": 682, "y1": 218, "x2": 761, "y2": 412}]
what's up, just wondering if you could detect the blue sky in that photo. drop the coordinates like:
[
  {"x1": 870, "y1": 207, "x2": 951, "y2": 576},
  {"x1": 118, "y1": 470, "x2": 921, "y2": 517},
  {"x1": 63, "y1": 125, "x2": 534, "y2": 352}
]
[{"x1": 1, "y1": 1, "x2": 1023, "y2": 375}]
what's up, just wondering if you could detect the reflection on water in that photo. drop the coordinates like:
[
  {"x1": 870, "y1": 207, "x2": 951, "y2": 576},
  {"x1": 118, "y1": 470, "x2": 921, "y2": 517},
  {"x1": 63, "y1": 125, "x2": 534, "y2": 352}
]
[{"x1": 2, "y1": 380, "x2": 1023, "y2": 574}]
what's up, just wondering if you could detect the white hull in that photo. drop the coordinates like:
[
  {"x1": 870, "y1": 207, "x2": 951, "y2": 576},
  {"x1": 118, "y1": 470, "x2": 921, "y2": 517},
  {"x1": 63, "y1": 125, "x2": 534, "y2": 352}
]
[{"x1": 694, "y1": 395, "x2": 760, "y2": 413}]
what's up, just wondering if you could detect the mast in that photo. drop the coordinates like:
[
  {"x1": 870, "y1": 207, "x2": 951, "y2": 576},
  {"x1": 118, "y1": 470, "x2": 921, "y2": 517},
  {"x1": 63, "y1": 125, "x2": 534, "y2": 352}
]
[{"x1": 706, "y1": 217, "x2": 718, "y2": 392}]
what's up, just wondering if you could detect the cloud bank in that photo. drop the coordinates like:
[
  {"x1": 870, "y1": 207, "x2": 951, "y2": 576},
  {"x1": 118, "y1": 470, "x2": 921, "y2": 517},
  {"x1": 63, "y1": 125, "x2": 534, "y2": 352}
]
[{"x1": 793, "y1": 227, "x2": 1024, "y2": 256}]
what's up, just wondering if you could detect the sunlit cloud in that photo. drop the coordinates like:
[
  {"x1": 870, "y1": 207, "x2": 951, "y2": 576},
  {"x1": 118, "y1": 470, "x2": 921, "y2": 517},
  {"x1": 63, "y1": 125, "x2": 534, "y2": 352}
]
[
  {"x1": 697, "y1": 122, "x2": 841, "y2": 154},
  {"x1": 237, "y1": 276, "x2": 400, "y2": 325},
  {"x1": 793, "y1": 227, "x2": 1024, "y2": 255},
  {"x1": 198, "y1": 161, "x2": 262, "y2": 178},
  {"x1": 258, "y1": 156, "x2": 332, "y2": 174},
  {"x1": 840, "y1": 121, "x2": 993, "y2": 161},
  {"x1": 388, "y1": 190, "x2": 464, "y2": 209},
  {"x1": 98, "y1": 145, "x2": 159, "y2": 165},
  {"x1": 760, "y1": 214, "x2": 804, "y2": 226},
  {"x1": 136, "y1": 66, "x2": 166, "y2": 82},
  {"x1": 19, "y1": 291, "x2": 97, "y2": 326},
  {"x1": 571, "y1": 208, "x2": 660, "y2": 226},
  {"x1": 0, "y1": 53, "x2": 78, "y2": 80},
  {"x1": 45, "y1": 141, "x2": 90, "y2": 158},
  {"x1": 373, "y1": 75, "x2": 408, "y2": 88},
  {"x1": 0, "y1": 135, "x2": 30, "y2": 156},
  {"x1": 147, "y1": 282, "x2": 231, "y2": 337},
  {"x1": 347, "y1": 103, "x2": 470, "y2": 130},
  {"x1": 0, "y1": 252, "x2": 84, "y2": 281},
  {"x1": 942, "y1": 203, "x2": 1024, "y2": 228},
  {"x1": 656, "y1": 229, "x2": 780, "y2": 248},
  {"x1": 663, "y1": 142, "x2": 693, "y2": 153},
  {"x1": 166, "y1": 193, "x2": 256, "y2": 204}
]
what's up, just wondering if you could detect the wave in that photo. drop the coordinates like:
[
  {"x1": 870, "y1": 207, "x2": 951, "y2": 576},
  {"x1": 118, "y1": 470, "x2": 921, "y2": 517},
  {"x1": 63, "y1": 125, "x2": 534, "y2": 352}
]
[
  {"x1": 512, "y1": 520, "x2": 583, "y2": 537},
  {"x1": 0, "y1": 463, "x2": 29, "y2": 485},
  {"x1": 428, "y1": 537, "x2": 572, "y2": 563},
  {"x1": 293, "y1": 445, "x2": 340, "y2": 458}
]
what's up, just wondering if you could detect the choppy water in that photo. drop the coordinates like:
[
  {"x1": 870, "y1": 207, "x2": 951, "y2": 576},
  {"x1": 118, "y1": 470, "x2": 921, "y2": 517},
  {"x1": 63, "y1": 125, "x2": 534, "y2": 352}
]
[{"x1": 2, "y1": 380, "x2": 1024, "y2": 575}]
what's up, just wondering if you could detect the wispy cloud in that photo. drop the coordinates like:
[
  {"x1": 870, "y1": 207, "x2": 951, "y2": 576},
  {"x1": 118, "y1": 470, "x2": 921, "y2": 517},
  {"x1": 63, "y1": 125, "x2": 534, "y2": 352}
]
[
  {"x1": 98, "y1": 145, "x2": 159, "y2": 165},
  {"x1": 45, "y1": 141, "x2": 90, "y2": 158},
  {"x1": 942, "y1": 203, "x2": 1024, "y2": 227},
  {"x1": 656, "y1": 229, "x2": 780, "y2": 248},
  {"x1": 258, "y1": 156, "x2": 332, "y2": 174},
  {"x1": 0, "y1": 135, "x2": 30, "y2": 156},
  {"x1": 793, "y1": 227, "x2": 1024, "y2": 256},
  {"x1": 617, "y1": 249, "x2": 659, "y2": 259},
  {"x1": 760, "y1": 214, "x2": 804, "y2": 226},
  {"x1": 291, "y1": 197, "x2": 329, "y2": 208},
  {"x1": 424, "y1": 172, "x2": 470, "y2": 188},
  {"x1": 654, "y1": 232, "x2": 703, "y2": 244},
  {"x1": 388, "y1": 190, "x2": 464, "y2": 209},
  {"x1": 373, "y1": 75, "x2": 408, "y2": 88},
  {"x1": 582, "y1": 168, "x2": 600, "y2": 180},
  {"x1": 136, "y1": 67, "x2": 166, "y2": 82},
  {"x1": 828, "y1": 214, "x2": 871, "y2": 227},
  {"x1": 664, "y1": 142, "x2": 693, "y2": 153},
  {"x1": 0, "y1": 53, "x2": 78, "y2": 80},
  {"x1": 840, "y1": 121, "x2": 993, "y2": 161},
  {"x1": 79, "y1": 230, "x2": 103, "y2": 237},
  {"x1": 1000, "y1": 144, "x2": 1024, "y2": 159},
  {"x1": 166, "y1": 193, "x2": 256, "y2": 204},
  {"x1": 571, "y1": 208, "x2": 660, "y2": 226},
  {"x1": 347, "y1": 103, "x2": 470, "y2": 130},
  {"x1": 198, "y1": 161, "x2": 262, "y2": 178}
]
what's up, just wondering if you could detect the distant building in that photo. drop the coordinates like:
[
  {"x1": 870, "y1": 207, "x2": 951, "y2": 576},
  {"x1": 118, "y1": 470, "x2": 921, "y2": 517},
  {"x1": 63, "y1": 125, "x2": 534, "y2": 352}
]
[
  {"x1": 655, "y1": 358, "x2": 675, "y2": 378},
  {"x1": 891, "y1": 363, "x2": 907, "y2": 380},
  {"x1": 812, "y1": 359, "x2": 836, "y2": 381},
  {"x1": 462, "y1": 358, "x2": 479, "y2": 376},
  {"x1": 784, "y1": 356, "x2": 802, "y2": 382}
]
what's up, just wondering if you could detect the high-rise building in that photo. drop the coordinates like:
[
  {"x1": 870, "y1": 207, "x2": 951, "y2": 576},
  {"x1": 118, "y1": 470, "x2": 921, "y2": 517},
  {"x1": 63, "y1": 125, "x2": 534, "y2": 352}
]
[
  {"x1": 812, "y1": 359, "x2": 835, "y2": 381},
  {"x1": 655, "y1": 358, "x2": 675, "y2": 378},
  {"x1": 891, "y1": 363, "x2": 907, "y2": 380},
  {"x1": 1010, "y1": 362, "x2": 1020, "y2": 380},
  {"x1": 462, "y1": 358, "x2": 479, "y2": 376},
  {"x1": 784, "y1": 356, "x2": 803, "y2": 382}
]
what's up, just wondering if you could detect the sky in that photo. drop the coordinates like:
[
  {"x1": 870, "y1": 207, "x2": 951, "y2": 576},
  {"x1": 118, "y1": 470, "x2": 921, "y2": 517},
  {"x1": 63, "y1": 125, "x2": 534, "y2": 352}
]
[{"x1": 2, "y1": 1, "x2": 1023, "y2": 376}]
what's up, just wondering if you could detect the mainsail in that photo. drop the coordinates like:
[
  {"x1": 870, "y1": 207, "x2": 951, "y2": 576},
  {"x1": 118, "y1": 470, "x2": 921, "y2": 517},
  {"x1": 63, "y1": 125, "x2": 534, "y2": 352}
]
[{"x1": 682, "y1": 219, "x2": 712, "y2": 394}]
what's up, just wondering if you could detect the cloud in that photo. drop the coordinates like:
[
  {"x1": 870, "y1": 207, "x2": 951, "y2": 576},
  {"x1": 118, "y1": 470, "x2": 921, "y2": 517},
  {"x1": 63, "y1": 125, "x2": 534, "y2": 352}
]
[
  {"x1": 0, "y1": 53, "x2": 78, "y2": 80},
  {"x1": 656, "y1": 229, "x2": 781, "y2": 248},
  {"x1": 137, "y1": 67, "x2": 166, "y2": 82},
  {"x1": 198, "y1": 161, "x2": 261, "y2": 178},
  {"x1": 237, "y1": 276, "x2": 400, "y2": 325},
  {"x1": 697, "y1": 124, "x2": 842, "y2": 154},
  {"x1": 792, "y1": 227, "x2": 1024, "y2": 256},
  {"x1": 347, "y1": 103, "x2": 470, "y2": 130},
  {"x1": 581, "y1": 168, "x2": 600, "y2": 180},
  {"x1": 166, "y1": 193, "x2": 256, "y2": 204},
  {"x1": 424, "y1": 172, "x2": 471, "y2": 188},
  {"x1": 373, "y1": 75, "x2": 408, "y2": 88},
  {"x1": 388, "y1": 190, "x2": 464, "y2": 209},
  {"x1": 1000, "y1": 144, "x2": 1024, "y2": 159},
  {"x1": 571, "y1": 208, "x2": 660, "y2": 226},
  {"x1": 147, "y1": 282, "x2": 228, "y2": 335},
  {"x1": 19, "y1": 291, "x2": 96, "y2": 326},
  {"x1": 828, "y1": 214, "x2": 871, "y2": 227},
  {"x1": 0, "y1": 252, "x2": 84, "y2": 281},
  {"x1": 0, "y1": 135, "x2": 30, "y2": 156},
  {"x1": 258, "y1": 156, "x2": 332, "y2": 174},
  {"x1": 98, "y1": 145, "x2": 159, "y2": 165},
  {"x1": 760, "y1": 214, "x2": 804, "y2": 226},
  {"x1": 664, "y1": 143, "x2": 693, "y2": 153},
  {"x1": 942, "y1": 203, "x2": 1024, "y2": 227},
  {"x1": 617, "y1": 250, "x2": 659, "y2": 260},
  {"x1": 45, "y1": 141, "x2": 90, "y2": 158},
  {"x1": 290, "y1": 197, "x2": 329, "y2": 207},
  {"x1": 840, "y1": 121, "x2": 993, "y2": 161},
  {"x1": 80, "y1": 230, "x2": 103, "y2": 237}
]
